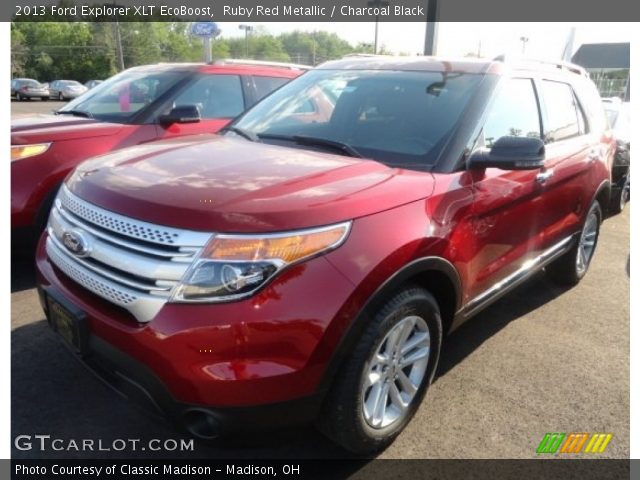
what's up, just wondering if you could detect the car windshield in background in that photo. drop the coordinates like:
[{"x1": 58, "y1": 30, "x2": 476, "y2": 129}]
[
  {"x1": 233, "y1": 69, "x2": 483, "y2": 168},
  {"x1": 59, "y1": 70, "x2": 188, "y2": 123},
  {"x1": 605, "y1": 103, "x2": 630, "y2": 141}
]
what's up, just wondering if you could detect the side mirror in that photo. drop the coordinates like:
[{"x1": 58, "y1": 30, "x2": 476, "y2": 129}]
[
  {"x1": 469, "y1": 136, "x2": 545, "y2": 170},
  {"x1": 159, "y1": 104, "x2": 201, "y2": 125}
]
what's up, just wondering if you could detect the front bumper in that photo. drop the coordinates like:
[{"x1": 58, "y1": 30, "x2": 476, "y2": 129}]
[{"x1": 35, "y1": 232, "x2": 356, "y2": 425}]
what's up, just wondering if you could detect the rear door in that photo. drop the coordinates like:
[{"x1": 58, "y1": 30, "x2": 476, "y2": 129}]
[
  {"x1": 534, "y1": 78, "x2": 595, "y2": 246},
  {"x1": 466, "y1": 77, "x2": 546, "y2": 301}
]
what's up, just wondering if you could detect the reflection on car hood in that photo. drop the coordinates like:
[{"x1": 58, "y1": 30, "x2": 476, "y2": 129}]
[{"x1": 67, "y1": 134, "x2": 435, "y2": 233}]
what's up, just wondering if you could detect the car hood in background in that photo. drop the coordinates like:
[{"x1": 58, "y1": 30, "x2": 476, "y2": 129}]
[{"x1": 11, "y1": 114, "x2": 124, "y2": 143}]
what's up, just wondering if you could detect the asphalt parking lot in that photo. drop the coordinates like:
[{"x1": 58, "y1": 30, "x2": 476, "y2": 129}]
[
  {"x1": 11, "y1": 98, "x2": 66, "y2": 117},
  {"x1": 11, "y1": 101, "x2": 630, "y2": 460}
]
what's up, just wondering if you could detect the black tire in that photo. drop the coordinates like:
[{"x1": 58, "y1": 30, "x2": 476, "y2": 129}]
[
  {"x1": 317, "y1": 286, "x2": 442, "y2": 455},
  {"x1": 546, "y1": 201, "x2": 602, "y2": 286},
  {"x1": 609, "y1": 171, "x2": 630, "y2": 215}
]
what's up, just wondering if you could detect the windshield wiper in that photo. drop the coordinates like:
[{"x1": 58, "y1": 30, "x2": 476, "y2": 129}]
[
  {"x1": 292, "y1": 135, "x2": 363, "y2": 158},
  {"x1": 258, "y1": 133, "x2": 362, "y2": 158},
  {"x1": 56, "y1": 109, "x2": 93, "y2": 119},
  {"x1": 221, "y1": 126, "x2": 259, "y2": 142}
]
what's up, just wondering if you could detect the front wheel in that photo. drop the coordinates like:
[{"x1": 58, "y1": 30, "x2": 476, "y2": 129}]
[
  {"x1": 317, "y1": 286, "x2": 442, "y2": 455},
  {"x1": 546, "y1": 201, "x2": 602, "y2": 286}
]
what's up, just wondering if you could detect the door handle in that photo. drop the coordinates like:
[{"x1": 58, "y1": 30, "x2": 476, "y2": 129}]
[{"x1": 535, "y1": 169, "x2": 554, "y2": 184}]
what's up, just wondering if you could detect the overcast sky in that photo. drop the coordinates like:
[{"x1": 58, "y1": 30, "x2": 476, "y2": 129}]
[{"x1": 215, "y1": 22, "x2": 632, "y2": 60}]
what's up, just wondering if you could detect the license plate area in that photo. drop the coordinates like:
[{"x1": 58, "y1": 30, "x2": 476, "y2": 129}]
[{"x1": 44, "y1": 288, "x2": 88, "y2": 355}]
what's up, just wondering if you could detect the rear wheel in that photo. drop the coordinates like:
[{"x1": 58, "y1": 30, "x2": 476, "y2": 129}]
[
  {"x1": 317, "y1": 286, "x2": 442, "y2": 455},
  {"x1": 546, "y1": 201, "x2": 601, "y2": 286}
]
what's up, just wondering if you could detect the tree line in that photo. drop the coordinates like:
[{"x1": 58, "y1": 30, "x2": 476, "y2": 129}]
[{"x1": 11, "y1": 22, "x2": 390, "y2": 82}]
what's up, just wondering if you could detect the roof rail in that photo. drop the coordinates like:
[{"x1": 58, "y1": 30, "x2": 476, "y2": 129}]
[
  {"x1": 211, "y1": 59, "x2": 311, "y2": 70},
  {"x1": 493, "y1": 54, "x2": 587, "y2": 76},
  {"x1": 342, "y1": 53, "x2": 397, "y2": 59}
]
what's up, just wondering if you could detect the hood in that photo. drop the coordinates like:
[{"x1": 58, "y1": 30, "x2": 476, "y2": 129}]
[
  {"x1": 11, "y1": 114, "x2": 124, "y2": 144},
  {"x1": 67, "y1": 135, "x2": 435, "y2": 233}
]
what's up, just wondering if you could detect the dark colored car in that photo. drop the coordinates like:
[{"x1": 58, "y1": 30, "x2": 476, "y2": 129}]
[
  {"x1": 36, "y1": 56, "x2": 614, "y2": 454},
  {"x1": 603, "y1": 98, "x2": 630, "y2": 213},
  {"x1": 12, "y1": 61, "x2": 306, "y2": 243},
  {"x1": 11, "y1": 78, "x2": 49, "y2": 101}
]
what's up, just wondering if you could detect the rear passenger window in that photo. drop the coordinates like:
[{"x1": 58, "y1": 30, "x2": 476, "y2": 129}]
[
  {"x1": 540, "y1": 80, "x2": 583, "y2": 142},
  {"x1": 253, "y1": 76, "x2": 289, "y2": 102},
  {"x1": 483, "y1": 78, "x2": 541, "y2": 147}
]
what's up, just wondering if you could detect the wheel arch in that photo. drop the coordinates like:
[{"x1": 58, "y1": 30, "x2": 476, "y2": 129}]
[
  {"x1": 592, "y1": 179, "x2": 611, "y2": 216},
  {"x1": 317, "y1": 256, "x2": 462, "y2": 393}
]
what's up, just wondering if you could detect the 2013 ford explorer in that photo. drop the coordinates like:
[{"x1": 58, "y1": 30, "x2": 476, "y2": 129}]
[{"x1": 36, "y1": 56, "x2": 614, "y2": 454}]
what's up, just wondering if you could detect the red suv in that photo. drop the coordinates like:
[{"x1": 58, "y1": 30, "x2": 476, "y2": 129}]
[
  {"x1": 35, "y1": 56, "x2": 614, "y2": 454},
  {"x1": 12, "y1": 61, "x2": 306, "y2": 242}
]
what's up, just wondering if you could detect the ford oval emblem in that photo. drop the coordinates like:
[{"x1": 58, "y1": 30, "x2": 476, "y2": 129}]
[{"x1": 62, "y1": 229, "x2": 91, "y2": 257}]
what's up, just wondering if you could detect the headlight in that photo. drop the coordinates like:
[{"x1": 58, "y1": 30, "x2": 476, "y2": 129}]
[
  {"x1": 11, "y1": 143, "x2": 51, "y2": 161},
  {"x1": 171, "y1": 221, "x2": 351, "y2": 302}
]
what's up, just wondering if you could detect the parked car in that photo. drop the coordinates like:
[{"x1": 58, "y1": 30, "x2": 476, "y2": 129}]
[
  {"x1": 35, "y1": 56, "x2": 614, "y2": 454},
  {"x1": 48, "y1": 80, "x2": 89, "y2": 100},
  {"x1": 11, "y1": 78, "x2": 49, "y2": 101},
  {"x1": 12, "y1": 61, "x2": 307, "y2": 243},
  {"x1": 603, "y1": 98, "x2": 630, "y2": 213},
  {"x1": 84, "y1": 79, "x2": 103, "y2": 89}
]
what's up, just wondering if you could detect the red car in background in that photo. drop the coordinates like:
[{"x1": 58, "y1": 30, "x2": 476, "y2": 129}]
[{"x1": 11, "y1": 60, "x2": 307, "y2": 242}]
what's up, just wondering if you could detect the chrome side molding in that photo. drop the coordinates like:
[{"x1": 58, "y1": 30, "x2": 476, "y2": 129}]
[{"x1": 461, "y1": 236, "x2": 575, "y2": 319}]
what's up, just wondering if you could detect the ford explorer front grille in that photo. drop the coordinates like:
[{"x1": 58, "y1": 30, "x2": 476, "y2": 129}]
[{"x1": 46, "y1": 186, "x2": 212, "y2": 322}]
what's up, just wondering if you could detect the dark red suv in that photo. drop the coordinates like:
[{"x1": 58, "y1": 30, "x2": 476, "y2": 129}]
[
  {"x1": 12, "y1": 60, "x2": 305, "y2": 242},
  {"x1": 35, "y1": 56, "x2": 614, "y2": 454}
]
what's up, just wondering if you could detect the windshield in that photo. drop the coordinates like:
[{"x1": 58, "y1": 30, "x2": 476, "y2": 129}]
[
  {"x1": 60, "y1": 69, "x2": 189, "y2": 123},
  {"x1": 61, "y1": 80, "x2": 82, "y2": 87},
  {"x1": 233, "y1": 69, "x2": 483, "y2": 168}
]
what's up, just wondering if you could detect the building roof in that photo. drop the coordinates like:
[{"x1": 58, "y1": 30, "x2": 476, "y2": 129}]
[{"x1": 572, "y1": 43, "x2": 630, "y2": 69}]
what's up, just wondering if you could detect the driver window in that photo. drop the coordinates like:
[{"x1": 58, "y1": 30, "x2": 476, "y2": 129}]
[
  {"x1": 172, "y1": 75, "x2": 244, "y2": 119},
  {"x1": 483, "y1": 78, "x2": 542, "y2": 147}
]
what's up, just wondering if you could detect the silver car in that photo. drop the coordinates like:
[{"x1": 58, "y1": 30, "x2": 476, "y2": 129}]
[
  {"x1": 11, "y1": 78, "x2": 49, "y2": 101},
  {"x1": 48, "y1": 80, "x2": 88, "y2": 100}
]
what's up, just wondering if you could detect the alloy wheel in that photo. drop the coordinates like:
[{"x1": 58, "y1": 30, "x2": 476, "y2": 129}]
[
  {"x1": 362, "y1": 315, "x2": 430, "y2": 429},
  {"x1": 576, "y1": 210, "x2": 598, "y2": 276}
]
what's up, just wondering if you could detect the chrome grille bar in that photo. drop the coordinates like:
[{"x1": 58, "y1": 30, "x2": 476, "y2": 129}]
[{"x1": 46, "y1": 186, "x2": 213, "y2": 323}]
